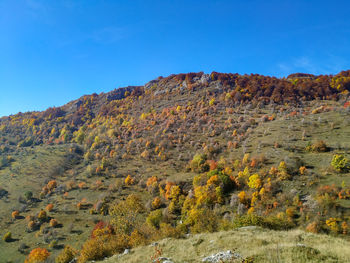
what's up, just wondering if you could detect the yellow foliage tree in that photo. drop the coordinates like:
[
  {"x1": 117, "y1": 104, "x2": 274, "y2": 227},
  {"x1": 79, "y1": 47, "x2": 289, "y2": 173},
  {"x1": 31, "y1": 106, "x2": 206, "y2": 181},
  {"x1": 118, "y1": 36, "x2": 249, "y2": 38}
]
[
  {"x1": 110, "y1": 194, "x2": 144, "y2": 235},
  {"x1": 247, "y1": 174, "x2": 261, "y2": 189},
  {"x1": 124, "y1": 175, "x2": 135, "y2": 186},
  {"x1": 238, "y1": 191, "x2": 246, "y2": 204}
]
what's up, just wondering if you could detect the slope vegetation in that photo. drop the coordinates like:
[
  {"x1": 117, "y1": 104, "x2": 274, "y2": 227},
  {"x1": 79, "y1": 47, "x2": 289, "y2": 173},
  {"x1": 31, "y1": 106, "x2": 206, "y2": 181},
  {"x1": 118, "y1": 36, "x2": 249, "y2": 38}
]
[{"x1": 0, "y1": 71, "x2": 349, "y2": 262}]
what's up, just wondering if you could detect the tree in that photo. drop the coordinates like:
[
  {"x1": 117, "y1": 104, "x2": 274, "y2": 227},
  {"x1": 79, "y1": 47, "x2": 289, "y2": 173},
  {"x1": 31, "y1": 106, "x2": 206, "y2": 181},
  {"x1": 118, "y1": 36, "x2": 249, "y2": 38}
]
[
  {"x1": 38, "y1": 210, "x2": 47, "y2": 222},
  {"x1": 125, "y1": 175, "x2": 135, "y2": 186},
  {"x1": 190, "y1": 154, "x2": 209, "y2": 173},
  {"x1": 146, "y1": 209, "x2": 163, "y2": 228},
  {"x1": 247, "y1": 174, "x2": 262, "y2": 189},
  {"x1": 25, "y1": 248, "x2": 50, "y2": 263},
  {"x1": 331, "y1": 154, "x2": 350, "y2": 172},
  {"x1": 109, "y1": 194, "x2": 145, "y2": 235}
]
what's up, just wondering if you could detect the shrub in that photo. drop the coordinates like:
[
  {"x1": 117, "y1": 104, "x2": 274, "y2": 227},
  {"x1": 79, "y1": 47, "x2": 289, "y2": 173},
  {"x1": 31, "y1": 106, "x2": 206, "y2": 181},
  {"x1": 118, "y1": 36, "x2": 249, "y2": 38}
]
[
  {"x1": 184, "y1": 208, "x2": 219, "y2": 233},
  {"x1": 146, "y1": 209, "x2": 163, "y2": 228},
  {"x1": 47, "y1": 180, "x2": 57, "y2": 190},
  {"x1": 247, "y1": 174, "x2": 261, "y2": 189},
  {"x1": 326, "y1": 217, "x2": 340, "y2": 233},
  {"x1": 306, "y1": 221, "x2": 320, "y2": 233},
  {"x1": 25, "y1": 248, "x2": 50, "y2": 263},
  {"x1": 55, "y1": 245, "x2": 78, "y2": 263},
  {"x1": 50, "y1": 219, "x2": 58, "y2": 227},
  {"x1": 233, "y1": 214, "x2": 294, "y2": 230},
  {"x1": 24, "y1": 191, "x2": 33, "y2": 201},
  {"x1": 37, "y1": 210, "x2": 47, "y2": 222},
  {"x1": 331, "y1": 154, "x2": 350, "y2": 172},
  {"x1": 78, "y1": 235, "x2": 128, "y2": 263},
  {"x1": 46, "y1": 204, "x2": 54, "y2": 212},
  {"x1": 151, "y1": 197, "x2": 161, "y2": 209},
  {"x1": 306, "y1": 140, "x2": 330, "y2": 152},
  {"x1": 124, "y1": 175, "x2": 135, "y2": 185},
  {"x1": 90, "y1": 221, "x2": 113, "y2": 239},
  {"x1": 233, "y1": 214, "x2": 264, "y2": 228},
  {"x1": 190, "y1": 154, "x2": 209, "y2": 173},
  {"x1": 159, "y1": 223, "x2": 184, "y2": 239},
  {"x1": 299, "y1": 166, "x2": 307, "y2": 175},
  {"x1": 11, "y1": 210, "x2": 20, "y2": 219},
  {"x1": 3, "y1": 231, "x2": 12, "y2": 242},
  {"x1": 238, "y1": 191, "x2": 247, "y2": 204},
  {"x1": 27, "y1": 221, "x2": 36, "y2": 232},
  {"x1": 110, "y1": 194, "x2": 145, "y2": 235}
]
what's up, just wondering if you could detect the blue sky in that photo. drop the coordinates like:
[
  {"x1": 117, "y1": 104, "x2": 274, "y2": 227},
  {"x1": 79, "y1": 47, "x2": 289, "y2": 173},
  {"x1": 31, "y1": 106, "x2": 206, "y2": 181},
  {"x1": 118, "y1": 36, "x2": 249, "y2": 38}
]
[{"x1": 1, "y1": 0, "x2": 350, "y2": 117}]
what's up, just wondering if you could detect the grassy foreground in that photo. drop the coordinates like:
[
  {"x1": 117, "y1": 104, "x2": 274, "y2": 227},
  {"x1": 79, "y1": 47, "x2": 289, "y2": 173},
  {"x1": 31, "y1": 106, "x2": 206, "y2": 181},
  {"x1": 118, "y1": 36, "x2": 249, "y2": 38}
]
[{"x1": 104, "y1": 227, "x2": 350, "y2": 263}]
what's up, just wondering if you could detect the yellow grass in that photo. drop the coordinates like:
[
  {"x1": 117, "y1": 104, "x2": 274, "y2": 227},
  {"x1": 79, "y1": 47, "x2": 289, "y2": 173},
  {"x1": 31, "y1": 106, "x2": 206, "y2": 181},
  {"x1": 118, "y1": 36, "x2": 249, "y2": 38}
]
[{"x1": 104, "y1": 227, "x2": 350, "y2": 263}]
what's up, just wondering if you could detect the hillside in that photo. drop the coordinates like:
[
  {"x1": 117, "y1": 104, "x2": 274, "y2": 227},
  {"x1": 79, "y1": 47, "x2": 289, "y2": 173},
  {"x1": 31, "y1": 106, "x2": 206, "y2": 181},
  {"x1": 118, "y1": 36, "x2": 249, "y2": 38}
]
[
  {"x1": 0, "y1": 71, "x2": 350, "y2": 262},
  {"x1": 104, "y1": 227, "x2": 350, "y2": 263}
]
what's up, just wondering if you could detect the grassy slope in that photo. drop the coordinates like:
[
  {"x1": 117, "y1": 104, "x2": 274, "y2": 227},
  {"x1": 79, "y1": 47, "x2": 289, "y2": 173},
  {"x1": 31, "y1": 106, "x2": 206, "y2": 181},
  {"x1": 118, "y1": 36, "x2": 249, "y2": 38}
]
[
  {"x1": 105, "y1": 227, "x2": 350, "y2": 263},
  {"x1": 0, "y1": 99, "x2": 349, "y2": 262}
]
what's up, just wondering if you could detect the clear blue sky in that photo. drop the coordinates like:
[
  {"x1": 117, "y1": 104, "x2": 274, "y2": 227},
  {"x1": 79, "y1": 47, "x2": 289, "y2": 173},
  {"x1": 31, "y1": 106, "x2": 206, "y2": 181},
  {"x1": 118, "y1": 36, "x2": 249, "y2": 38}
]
[{"x1": 1, "y1": 0, "x2": 350, "y2": 117}]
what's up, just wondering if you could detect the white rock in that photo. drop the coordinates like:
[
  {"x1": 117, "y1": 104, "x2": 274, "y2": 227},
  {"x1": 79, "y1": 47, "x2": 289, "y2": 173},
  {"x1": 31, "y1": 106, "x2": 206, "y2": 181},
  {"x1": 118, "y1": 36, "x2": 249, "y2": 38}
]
[{"x1": 202, "y1": 250, "x2": 241, "y2": 263}]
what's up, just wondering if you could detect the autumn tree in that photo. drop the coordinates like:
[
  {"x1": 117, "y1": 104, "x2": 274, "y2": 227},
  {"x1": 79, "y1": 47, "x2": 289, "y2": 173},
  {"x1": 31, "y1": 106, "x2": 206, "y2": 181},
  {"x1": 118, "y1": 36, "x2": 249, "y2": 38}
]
[
  {"x1": 109, "y1": 194, "x2": 145, "y2": 235},
  {"x1": 25, "y1": 248, "x2": 50, "y2": 263}
]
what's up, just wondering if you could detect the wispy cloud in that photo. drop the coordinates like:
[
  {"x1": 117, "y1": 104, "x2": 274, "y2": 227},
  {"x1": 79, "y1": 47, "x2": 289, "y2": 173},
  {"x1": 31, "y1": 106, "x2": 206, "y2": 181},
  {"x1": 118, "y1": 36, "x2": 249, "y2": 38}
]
[{"x1": 276, "y1": 55, "x2": 349, "y2": 77}]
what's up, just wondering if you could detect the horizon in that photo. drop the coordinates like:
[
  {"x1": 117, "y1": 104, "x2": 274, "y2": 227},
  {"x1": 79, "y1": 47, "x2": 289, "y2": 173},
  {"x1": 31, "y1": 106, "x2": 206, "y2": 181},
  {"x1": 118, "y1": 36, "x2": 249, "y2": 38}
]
[
  {"x1": 1, "y1": 0, "x2": 350, "y2": 117},
  {"x1": 0, "y1": 69, "x2": 347, "y2": 118}
]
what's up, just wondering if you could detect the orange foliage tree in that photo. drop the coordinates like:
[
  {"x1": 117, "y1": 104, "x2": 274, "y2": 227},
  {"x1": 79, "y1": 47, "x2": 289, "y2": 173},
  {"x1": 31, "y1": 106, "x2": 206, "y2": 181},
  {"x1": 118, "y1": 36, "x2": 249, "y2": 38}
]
[{"x1": 25, "y1": 248, "x2": 50, "y2": 263}]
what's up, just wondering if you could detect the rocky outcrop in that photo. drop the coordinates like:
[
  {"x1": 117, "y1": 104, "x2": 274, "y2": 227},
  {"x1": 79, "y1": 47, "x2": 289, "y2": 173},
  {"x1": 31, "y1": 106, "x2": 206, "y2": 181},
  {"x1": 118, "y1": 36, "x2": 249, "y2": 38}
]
[{"x1": 202, "y1": 250, "x2": 242, "y2": 263}]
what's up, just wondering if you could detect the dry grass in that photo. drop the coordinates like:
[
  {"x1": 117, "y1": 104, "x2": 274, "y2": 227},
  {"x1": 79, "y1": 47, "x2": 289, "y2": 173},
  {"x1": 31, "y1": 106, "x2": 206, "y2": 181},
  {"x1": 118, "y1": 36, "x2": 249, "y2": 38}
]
[{"x1": 104, "y1": 227, "x2": 350, "y2": 263}]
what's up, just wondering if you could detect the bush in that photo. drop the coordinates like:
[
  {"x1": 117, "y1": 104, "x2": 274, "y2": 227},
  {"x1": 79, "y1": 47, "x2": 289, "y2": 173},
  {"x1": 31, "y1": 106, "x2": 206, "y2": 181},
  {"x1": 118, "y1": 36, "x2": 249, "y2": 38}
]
[
  {"x1": 233, "y1": 214, "x2": 294, "y2": 230},
  {"x1": 306, "y1": 221, "x2": 320, "y2": 233},
  {"x1": 124, "y1": 175, "x2": 135, "y2": 185},
  {"x1": 146, "y1": 209, "x2": 163, "y2": 229},
  {"x1": 38, "y1": 210, "x2": 47, "y2": 222},
  {"x1": 11, "y1": 210, "x2": 20, "y2": 219},
  {"x1": 110, "y1": 194, "x2": 145, "y2": 235},
  {"x1": 190, "y1": 154, "x2": 209, "y2": 173},
  {"x1": 159, "y1": 223, "x2": 184, "y2": 239},
  {"x1": 233, "y1": 214, "x2": 265, "y2": 228},
  {"x1": 184, "y1": 208, "x2": 219, "y2": 233},
  {"x1": 25, "y1": 248, "x2": 50, "y2": 263},
  {"x1": 306, "y1": 140, "x2": 330, "y2": 152},
  {"x1": 78, "y1": 235, "x2": 128, "y2": 263},
  {"x1": 151, "y1": 197, "x2": 161, "y2": 209},
  {"x1": 24, "y1": 191, "x2": 33, "y2": 201},
  {"x1": 50, "y1": 219, "x2": 58, "y2": 227},
  {"x1": 3, "y1": 231, "x2": 12, "y2": 242},
  {"x1": 331, "y1": 154, "x2": 350, "y2": 172},
  {"x1": 46, "y1": 204, "x2": 54, "y2": 212},
  {"x1": 55, "y1": 245, "x2": 78, "y2": 263}
]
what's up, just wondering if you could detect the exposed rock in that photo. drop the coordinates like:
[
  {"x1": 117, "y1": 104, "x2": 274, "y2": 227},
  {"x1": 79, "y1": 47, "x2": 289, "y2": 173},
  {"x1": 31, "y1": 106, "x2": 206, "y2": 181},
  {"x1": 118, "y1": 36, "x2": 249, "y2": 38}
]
[
  {"x1": 154, "y1": 257, "x2": 174, "y2": 263},
  {"x1": 200, "y1": 74, "x2": 211, "y2": 84},
  {"x1": 144, "y1": 79, "x2": 159, "y2": 90},
  {"x1": 150, "y1": 242, "x2": 159, "y2": 247},
  {"x1": 202, "y1": 250, "x2": 242, "y2": 262}
]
